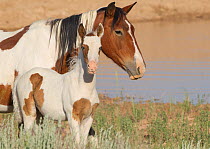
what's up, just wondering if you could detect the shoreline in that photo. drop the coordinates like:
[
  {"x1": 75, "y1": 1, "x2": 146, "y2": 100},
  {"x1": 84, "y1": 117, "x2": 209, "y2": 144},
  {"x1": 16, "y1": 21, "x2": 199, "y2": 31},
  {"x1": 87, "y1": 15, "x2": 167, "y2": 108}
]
[
  {"x1": 132, "y1": 14, "x2": 210, "y2": 23},
  {"x1": 1, "y1": 16, "x2": 210, "y2": 31}
]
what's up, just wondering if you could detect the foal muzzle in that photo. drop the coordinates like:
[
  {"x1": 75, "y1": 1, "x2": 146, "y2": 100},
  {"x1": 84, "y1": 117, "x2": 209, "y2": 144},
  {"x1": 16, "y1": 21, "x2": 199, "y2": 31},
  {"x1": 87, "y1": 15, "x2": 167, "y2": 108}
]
[{"x1": 87, "y1": 61, "x2": 98, "y2": 74}]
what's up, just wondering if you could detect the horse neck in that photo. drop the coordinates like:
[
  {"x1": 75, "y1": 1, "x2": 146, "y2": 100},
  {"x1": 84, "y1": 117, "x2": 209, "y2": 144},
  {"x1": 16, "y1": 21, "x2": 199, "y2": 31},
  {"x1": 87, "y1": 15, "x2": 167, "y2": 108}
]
[{"x1": 65, "y1": 51, "x2": 96, "y2": 91}]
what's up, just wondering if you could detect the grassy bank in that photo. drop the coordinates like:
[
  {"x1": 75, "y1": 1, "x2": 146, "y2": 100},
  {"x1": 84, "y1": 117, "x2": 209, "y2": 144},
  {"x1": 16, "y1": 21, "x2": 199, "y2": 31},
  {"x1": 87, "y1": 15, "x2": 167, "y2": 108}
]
[
  {"x1": 94, "y1": 95, "x2": 210, "y2": 148},
  {"x1": 0, "y1": 96, "x2": 209, "y2": 149}
]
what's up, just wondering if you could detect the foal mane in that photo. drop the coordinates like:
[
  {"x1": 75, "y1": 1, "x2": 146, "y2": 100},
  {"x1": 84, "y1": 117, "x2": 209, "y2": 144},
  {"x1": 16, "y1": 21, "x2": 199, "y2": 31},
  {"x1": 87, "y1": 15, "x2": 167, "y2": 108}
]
[{"x1": 48, "y1": 10, "x2": 97, "y2": 73}]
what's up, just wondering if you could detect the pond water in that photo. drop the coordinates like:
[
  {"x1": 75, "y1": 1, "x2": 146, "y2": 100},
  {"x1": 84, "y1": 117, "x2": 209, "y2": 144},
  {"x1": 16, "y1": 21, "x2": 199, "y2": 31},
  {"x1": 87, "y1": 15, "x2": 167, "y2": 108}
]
[{"x1": 96, "y1": 20, "x2": 210, "y2": 104}]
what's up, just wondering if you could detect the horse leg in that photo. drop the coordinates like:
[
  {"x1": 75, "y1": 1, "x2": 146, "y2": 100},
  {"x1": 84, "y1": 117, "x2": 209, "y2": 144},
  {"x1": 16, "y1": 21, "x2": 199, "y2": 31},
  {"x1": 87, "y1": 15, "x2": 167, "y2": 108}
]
[
  {"x1": 88, "y1": 103, "x2": 99, "y2": 144},
  {"x1": 0, "y1": 84, "x2": 13, "y2": 112}
]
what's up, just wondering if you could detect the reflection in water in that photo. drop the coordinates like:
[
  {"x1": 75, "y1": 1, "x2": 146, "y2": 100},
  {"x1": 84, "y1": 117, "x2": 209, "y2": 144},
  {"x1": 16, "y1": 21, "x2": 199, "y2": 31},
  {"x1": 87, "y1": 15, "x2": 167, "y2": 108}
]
[{"x1": 97, "y1": 21, "x2": 210, "y2": 103}]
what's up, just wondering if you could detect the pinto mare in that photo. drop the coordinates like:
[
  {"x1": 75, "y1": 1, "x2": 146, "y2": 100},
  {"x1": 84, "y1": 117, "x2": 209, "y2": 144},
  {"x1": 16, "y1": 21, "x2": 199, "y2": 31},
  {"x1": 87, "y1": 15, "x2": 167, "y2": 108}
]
[
  {"x1": 0, "y1": 2, "x2": 146, "y2": 113},
  {"x1": 13, "y1": 23, "x2": 104, "y2": 145}
]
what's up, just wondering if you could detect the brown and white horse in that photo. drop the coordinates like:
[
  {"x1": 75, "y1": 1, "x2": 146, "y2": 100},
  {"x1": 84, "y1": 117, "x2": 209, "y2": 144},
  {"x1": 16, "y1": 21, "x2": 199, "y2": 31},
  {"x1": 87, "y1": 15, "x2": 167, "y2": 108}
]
[{"x1": 0, "y1": 2, "x2": 145, "y2": 112}]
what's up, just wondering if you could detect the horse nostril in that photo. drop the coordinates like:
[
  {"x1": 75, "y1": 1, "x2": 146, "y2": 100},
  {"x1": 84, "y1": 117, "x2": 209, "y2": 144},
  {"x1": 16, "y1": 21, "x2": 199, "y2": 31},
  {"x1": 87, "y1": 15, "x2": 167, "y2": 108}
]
[{"x1": 137, "y1": 67, "x2": 140, "y2": 74}]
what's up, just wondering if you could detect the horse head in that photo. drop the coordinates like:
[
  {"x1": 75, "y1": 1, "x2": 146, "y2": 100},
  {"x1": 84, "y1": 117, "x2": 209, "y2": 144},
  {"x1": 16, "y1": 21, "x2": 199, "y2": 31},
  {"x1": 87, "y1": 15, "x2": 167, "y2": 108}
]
[{"x1": 95, "y1": 2, "x2": 146, "y2": 80}]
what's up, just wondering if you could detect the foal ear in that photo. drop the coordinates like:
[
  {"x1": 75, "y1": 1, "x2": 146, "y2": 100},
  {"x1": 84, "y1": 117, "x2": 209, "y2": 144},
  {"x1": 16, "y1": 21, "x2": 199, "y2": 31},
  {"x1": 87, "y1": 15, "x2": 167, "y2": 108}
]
[
  {"x1": 97, "y1": 23, "x2": 104, "y2": 37},
  {"x1": 105, "y1": 2, "x2": 116, "y2": 18},
  {"x1": 122, "y1": 2, "x2": 137, "y2": 15},
  {"x1": 78, "y1": 23, "x2": 86, "y2": 38}
]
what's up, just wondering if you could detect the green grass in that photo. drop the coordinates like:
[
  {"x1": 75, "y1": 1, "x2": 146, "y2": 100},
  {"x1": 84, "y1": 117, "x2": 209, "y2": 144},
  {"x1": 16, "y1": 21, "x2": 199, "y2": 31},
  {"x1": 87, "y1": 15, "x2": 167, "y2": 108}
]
[{"x1": 0, "y1": 97, "x2": 209, "y2": 149}]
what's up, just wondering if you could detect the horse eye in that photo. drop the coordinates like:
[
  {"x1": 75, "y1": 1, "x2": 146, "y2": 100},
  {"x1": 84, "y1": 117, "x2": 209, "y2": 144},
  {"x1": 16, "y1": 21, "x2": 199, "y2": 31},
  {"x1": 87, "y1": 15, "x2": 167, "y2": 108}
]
[
  {"x1": 81, "y1": 46, "x2": 85, "y2": 50},
  {"x1": 115, "y1": 30, "x2": 123, "y2": 36}
]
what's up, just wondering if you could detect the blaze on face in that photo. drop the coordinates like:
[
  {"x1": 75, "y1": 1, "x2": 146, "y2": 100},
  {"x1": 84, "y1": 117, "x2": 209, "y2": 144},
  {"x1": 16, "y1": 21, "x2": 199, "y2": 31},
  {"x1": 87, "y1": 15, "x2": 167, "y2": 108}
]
[{"x1": 78, "y1": 23, "x2": 104, "y2": 74}]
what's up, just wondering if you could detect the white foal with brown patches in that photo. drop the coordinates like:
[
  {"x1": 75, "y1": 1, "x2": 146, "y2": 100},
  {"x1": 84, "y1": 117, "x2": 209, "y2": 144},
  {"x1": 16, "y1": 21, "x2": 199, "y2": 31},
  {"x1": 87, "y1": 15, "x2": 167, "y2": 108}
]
[{"x1": 13, "y1": 23, "x2": 104, "y2": 145}]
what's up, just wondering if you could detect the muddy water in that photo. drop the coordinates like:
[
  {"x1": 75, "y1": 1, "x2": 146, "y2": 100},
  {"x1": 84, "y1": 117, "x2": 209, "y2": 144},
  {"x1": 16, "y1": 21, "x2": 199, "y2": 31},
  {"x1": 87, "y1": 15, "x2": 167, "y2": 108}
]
[{"x1": 97, "y1": 20, "x2": 210, "y2": 103}]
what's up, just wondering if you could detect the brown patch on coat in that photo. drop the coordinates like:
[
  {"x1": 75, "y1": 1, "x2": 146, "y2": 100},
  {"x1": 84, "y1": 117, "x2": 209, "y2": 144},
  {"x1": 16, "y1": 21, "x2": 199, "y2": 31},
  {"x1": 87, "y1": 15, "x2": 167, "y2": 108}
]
[
  {"x1": 51, "y1": 67, "x2": 56, "y2": 71},
  {"x1": 0, "y1": 84, "x2": 12, "y2": 106},
  {"x1": 14, "y1": 70, "x2": 19, "y2": 79},
  {"x1": 23, "y1": 73, "x2": 44, "y2": 116},
  {"x1": 0, "y1": 25, "x2": 30, "y2": 50},
  {"x1": 23, "y1": 91, "x2": 36, "y2": 117},
  {"x1": 53, "y1": 49, "x2": 78, "y2": 74},
  {"x1": 82, "y1": 44, "x2": 89, "y2": 64},
  {"x1": 72, "y1": 98, "x2": 92, "y2": 123},
  {"x1": 30, "y1": 73, "x2": 44, "y2": 108},
  {"x1": 53, "y1": 52, "x2": 70, "y2": 74},
  {"x1": 91, "y1": 103, "x2": 99, "y2": 116}
]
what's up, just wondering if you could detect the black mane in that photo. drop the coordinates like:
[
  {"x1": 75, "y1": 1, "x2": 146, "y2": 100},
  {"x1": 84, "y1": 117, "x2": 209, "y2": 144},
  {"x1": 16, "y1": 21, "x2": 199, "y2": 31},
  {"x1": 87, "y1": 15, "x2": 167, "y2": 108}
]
[{"x1": 49, "y1": 14, "x2": 81, "y2": 72}]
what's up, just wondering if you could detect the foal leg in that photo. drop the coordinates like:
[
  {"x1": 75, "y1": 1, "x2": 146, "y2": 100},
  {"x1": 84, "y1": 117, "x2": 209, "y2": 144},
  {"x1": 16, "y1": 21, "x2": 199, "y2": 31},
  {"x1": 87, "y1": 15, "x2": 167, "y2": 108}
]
[
  {"x1": 22, "y1": 72, "x2": 43, "y2": 130},
  {"x1": 66, "y1": 112, "x2": 81, "y2": 144},
  {"x1": 80, "y1": 116, "x2": 93, "y2": 145},
  {"x1": 21, "y1": 92, "x2": 37, "y2": 130},
  {"x1": 23, "y1": 113, "x2": 36, "y2": 130}
]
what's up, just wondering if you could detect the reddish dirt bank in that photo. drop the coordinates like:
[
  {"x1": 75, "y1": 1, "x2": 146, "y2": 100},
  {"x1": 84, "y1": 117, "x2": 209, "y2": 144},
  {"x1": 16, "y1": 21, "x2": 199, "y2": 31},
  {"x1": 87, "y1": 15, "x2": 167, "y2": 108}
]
[{"x1": 1, "y1": 0, "x2": 210, "y2": 30}]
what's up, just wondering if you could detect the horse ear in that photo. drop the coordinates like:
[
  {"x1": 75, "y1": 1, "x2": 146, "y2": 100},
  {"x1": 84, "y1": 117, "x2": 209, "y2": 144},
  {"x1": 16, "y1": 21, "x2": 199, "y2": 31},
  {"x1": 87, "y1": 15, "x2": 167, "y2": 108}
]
[
  {"x1": 105, "y1": 2, "x2": 116, "y2": 18},
  {"x1": 78, "y1": 23, "x2": 86, "y2": 38},
  {"x1": 122, "y1": 2, "x2": 137, "y2": 15},
  {"x1": 97, "y1": 23, "x2": 104, "y2": 37}
]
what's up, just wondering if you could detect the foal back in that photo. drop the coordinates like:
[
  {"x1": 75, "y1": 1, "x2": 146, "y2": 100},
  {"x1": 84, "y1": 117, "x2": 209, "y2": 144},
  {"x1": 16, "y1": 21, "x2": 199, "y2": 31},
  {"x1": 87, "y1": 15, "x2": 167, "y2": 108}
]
[{"x1": 13, "y1": 67, "x2": 66, "y2": 125}]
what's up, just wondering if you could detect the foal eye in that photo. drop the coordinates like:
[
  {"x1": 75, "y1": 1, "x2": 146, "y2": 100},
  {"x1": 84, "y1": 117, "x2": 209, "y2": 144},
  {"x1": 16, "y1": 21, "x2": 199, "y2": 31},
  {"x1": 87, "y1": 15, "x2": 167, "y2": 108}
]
[
  {"x1": 115, "y1": 30, "x2": 123, "y2": 36},
  {"x1": 98, "y1": 47, "x2": 102, "y2": 55}
]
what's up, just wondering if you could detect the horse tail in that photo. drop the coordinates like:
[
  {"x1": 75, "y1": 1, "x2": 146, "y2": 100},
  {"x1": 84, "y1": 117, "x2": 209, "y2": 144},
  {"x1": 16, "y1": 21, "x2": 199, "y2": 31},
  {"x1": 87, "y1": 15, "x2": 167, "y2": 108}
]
[{"x1": 12, "y1": 77, "x2": 23, "y2": 124}]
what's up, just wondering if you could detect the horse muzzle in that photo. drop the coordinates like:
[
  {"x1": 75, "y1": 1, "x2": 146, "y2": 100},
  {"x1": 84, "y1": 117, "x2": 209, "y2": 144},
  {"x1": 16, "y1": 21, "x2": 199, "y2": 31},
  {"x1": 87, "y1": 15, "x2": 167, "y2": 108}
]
[
  {"x1": 125, "y1": 62, "x2": 146, "y2": 80},
  {"x1": 87, "y1": 60, "x2": 98, "y2": 74}
]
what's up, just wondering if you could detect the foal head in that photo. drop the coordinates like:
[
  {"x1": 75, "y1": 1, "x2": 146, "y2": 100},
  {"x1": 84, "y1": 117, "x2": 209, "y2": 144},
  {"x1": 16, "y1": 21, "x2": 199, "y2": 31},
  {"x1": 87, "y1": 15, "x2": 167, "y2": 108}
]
[{"x1": 78, "y1": 23, "x2": 104, "y2": 74}]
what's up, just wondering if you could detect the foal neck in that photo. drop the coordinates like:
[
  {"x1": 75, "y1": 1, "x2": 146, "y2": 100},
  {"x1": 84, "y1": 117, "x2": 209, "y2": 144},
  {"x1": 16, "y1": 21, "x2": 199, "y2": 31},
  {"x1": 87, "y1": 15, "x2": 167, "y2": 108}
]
[{"x1": 66, "y1": 50, "x2": 96, "y2": 84}]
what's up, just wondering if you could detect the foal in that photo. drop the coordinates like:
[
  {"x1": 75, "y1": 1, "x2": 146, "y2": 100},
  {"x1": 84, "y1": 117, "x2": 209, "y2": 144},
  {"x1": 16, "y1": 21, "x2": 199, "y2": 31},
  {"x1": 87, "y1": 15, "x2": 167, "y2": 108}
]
[{"x1": 13, "y1": 23, "x2": 104, "y2": 145}]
